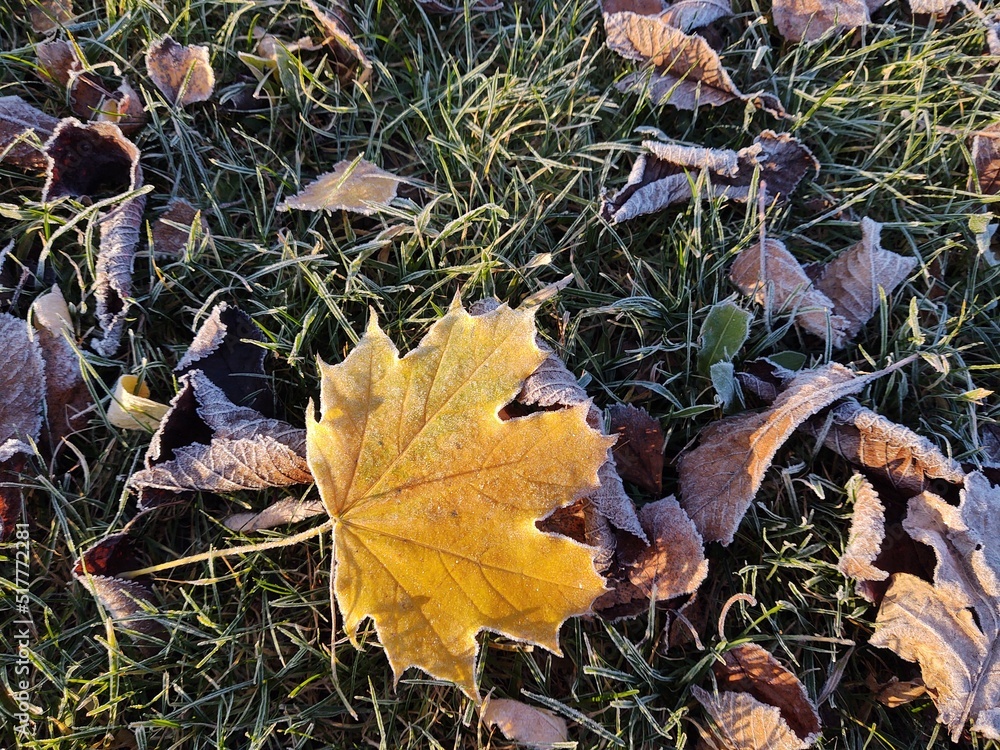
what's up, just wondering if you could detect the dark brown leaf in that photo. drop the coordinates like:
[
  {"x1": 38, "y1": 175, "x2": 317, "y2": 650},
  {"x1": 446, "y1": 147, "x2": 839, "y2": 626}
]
[
  {"x1": 0, "y1": 95, "x2": 59, "y2": 169},
  {"x1": 36, "y1": 39, "x2": 82, "y2": 87},
  {"x1": 771, "y1": 0, "x2": 881, "y2": 43},
  {"x1": 29, "y1": 0, "x2": 73, "y2": 32},
  {"x1": 151, "y1": 198, "x2": 206, "y2": 257},
  {"x1": 303, "y1": 0, "x2": 373, "y2": 86},
  {"x1": 607, "y1": 403, "x2": 664, "y2": 495},
  {"x1": 145, "y1": 35, "x2": 215, "y2": 106},
  {"x1": 0, "y1": 440, "x2": 31, "y2": 542},
  {"x1": 971, "y1": 125, "x2": 1000, "y2": 196},
  {"x1": 42, "y1": 118, "x2": 141, "y2": 200},
  {"x1": 93, "y1": 193, "x2": 146, "y2": 356},
  {"x1": 601, "y1": 132, "x2": 816, "y2": 223},
  {"x1": 0, "y1": 312, "x2": 45, "y2": 446}
]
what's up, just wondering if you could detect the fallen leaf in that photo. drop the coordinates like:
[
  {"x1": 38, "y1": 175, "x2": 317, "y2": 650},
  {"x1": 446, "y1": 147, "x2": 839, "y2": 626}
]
[
  {"x1": 907, "y1": 0, "x2": 959, "y2": 14},
  {"x1": 735, "y1": 357, "x2": 796, "y2": 408},
  {"x1": 42, "y1": 118, "x2": 141, "y2": 201},
  {"x1": 594, "y1": 496, "x2": 708, "y2": 619},
  {"x1": 971, "y1": 125, "x2": 1000, "y2": 196},
  {"x1": 606, "y1": 403, "x2": 664, "y2": 495},
  {"x1": 600, "y1": 132, "x2": 817, "y2": 223},
  {"x1": 31, "y1": 287, "x2": 91, "y2": 447},
  {"x1": 730, "y1": 238, "x2": 850, "y2": 348},
  {"x1": 0, "y1": 440, "x2": 32, "y2": 542},
  {"x1": 604, "y1": 12, "x2": 783, "y2": 114},
  {"x1": 151, "y1": 198, "x2": 207, "y2": 257},
  {"x1": 874, "y1": 677, "x2": 926, "y2": 707},
  {"x1": 415, "y1": 0, "x2": 503, "y2": 13},
  {"x1": 678, "y1": 360, "x2": 910, "y2": 545},
  {"x1": 712, "y1": 360, "x2": 738, "y2": 409},
  {"x1": 36, "y1": 39, "x2": 83, "y2": 87},
  {"x1": 302, "y1": 0, "x2": 373, "y2": 86},
  {"x1": 0, "y1": 95, "x2": 59, "y2": 169},
  {"x1": 307, "y1": 301, "x2": 612, "y2": 697},
  {"x1": 836, "y1": 473, "x2": 888, "y2": 585},
  {"x1": 278, "y1": 158, "x2": 404, "y2": 216},
  {"x1": 1, "y1": 312, "x2": 45, "y2": 448},
  {"x1": 224, "y1": 497, "x2": 326, "y2": 532},
  {"x1": 601, "y1": 0, "x2": 669, "y2": 13},
  {"x1": 29, "y1": 0, "x2": 73, "y2": 32},
  {"x1": 871, "y1": 472, "x2": 1000, "y2": 741},
  {"x1": 129, "y1": 371, "x2": 309, "y2": 492},
  {"x1": 482, "y1": 698, "x2": 568, "y2": 749},
  {"x1": 93, "y1": 193, "x2": 146, "y2": 356},
  {"x1": 813, "y1": 218, "x2": 916, "y2": 343},
  {"x1": 106, "y1": 375, "x2": 168, "y2": 430},
  {"x1": 806, "y1": 399, "x2": 965, "y2": 494},
  {"x1": 771, "y1": 0, "x2": 883, "y2": 43},
  {"x1": 73, "y1": 528, "x2": 164, "y2": 638},
  {"x1": 145, "y1": 35, "x2": 215, "y2": 107},
  {"x1": 698, "y1": 300, "x2": 752, "y2": 375},
  {"x1": 661, "y1": 0, "x2": 733, "y2": 31},
  {"x1": 694, "y1": 643, "x2": 821, "y2": 749},
  {"x1": 174, "y1": 302, "x2": 269, "y2": 412}
]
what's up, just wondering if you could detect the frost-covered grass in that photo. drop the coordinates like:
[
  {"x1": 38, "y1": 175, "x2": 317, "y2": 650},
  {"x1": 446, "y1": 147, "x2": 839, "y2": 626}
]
[{"x1": 2, "y1": 0, "x2": 1000, "y2": 747}]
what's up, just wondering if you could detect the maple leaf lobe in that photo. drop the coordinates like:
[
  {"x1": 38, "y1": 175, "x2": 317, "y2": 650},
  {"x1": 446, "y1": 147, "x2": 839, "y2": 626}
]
[{"x1": 307, "y1": 302, "x2": 613, "y2": 697}]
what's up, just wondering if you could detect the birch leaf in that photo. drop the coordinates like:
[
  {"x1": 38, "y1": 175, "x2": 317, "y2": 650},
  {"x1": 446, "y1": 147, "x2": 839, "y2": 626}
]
[
  {"x1": 871, "y1": 472, "x2": 1000, "y2": 741},
  {"x1": 814, "y1": 218, "x2": 916, "y2": 343},
  {"x1": 730, "y1": 238, "x2": 850, "y2": 348},
  {"x1": 601, "y1": 132, "x2": 816, "y2": 223},
  {"x1": 307, "y1": 301, "x2": 612, "y2": 698},
  {"x1": 279, "y1": 158, "x2": 403, "y2": 216},
  {"x1": 145, "y1": 35, "x2": 215, "y2": 107},
  {"x1": 678, "y1": 360, "x2": 908, "y2": 545},
  {"x1": 806, "y1": 399, "x2": 965, "y2": 494},
  {"x1": 482, "y1": 699, "x2": 568, "y2": 749},
  {"x1": 604, "y1": 12, "x2": 783, "y2": 114}
]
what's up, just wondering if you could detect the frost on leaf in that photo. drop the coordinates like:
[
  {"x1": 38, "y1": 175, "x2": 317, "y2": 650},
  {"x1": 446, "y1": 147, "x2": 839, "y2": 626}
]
[
  {"x1": 603, "y1": 12, "x2": 782, "y2": 114},
  {"x1": 94, "y1": 193, "x2": 146, "y2": 356},
  {"x1": 678, "y1": 361, "x2": 907, "y2": 545},
  {"x1": 871, "y1": 472, "x2": 1000, "y2": 741},
  {"x1": 0, "y1": 95, "x2": 59, "y2": 169},
  {"x1": 971, "y1": 125, "x2": 1000, "y2": 196},
  {"x1": 1, "y1": 313, "x2": 45, "y2": 448},
  {"x1": 36, "y1": 39, "x2": 82, "y2": 87},
  {"x1": 152, "y1": 199, "x2": 207, "y2": 258},
  {"x1": 145, "y1": 35, "x2": 215, "y2": 107},
  {"x1": 29, "y1": 0, "x2": 74, "y2": 32},
  {"x1": 279, "y1": 158, "x2": 403, "y2": 216},
  {"x1": 482, "y1": 698, "x2": 568, "y2": 749},
  {"x1": 836, "y1": 473, "x2": 889, "y2": 590},
  {"x1": 42, "y1": 118, "x2": 141, "y2": 201},
  {"x1": 601, "y1": 132, "x2": 816, "y2": 223},
  {"x1": 805, "y1": 399, "x2": 965, "y2": 494},
  {"x1": 224, "y1": 496, "x2": 326, "y2": 532},
  {"x1": 772, "y1": 0, "x2": 884, "y2": 43},
  {"x1": 730, "y1": 238, "x2": 849, "y2": 348},
  {"x1": 693, "y1": 643, "x2": 821, "y2": 750},
  {"x1": 814, "y1": 218, "x2": 916, "y2": 343},
  {"x1": 307, "y1": 301, "x2": 613, "y2": 697},
  {"x1": 607, "y1": 403, "x2": 664, "y2": 496},
  {"x1": 303, "y1": 0, "x2": 373, "y2": 86},
  {"x1": 594, "y1": 496, "x2": 708, "y2": 619}
]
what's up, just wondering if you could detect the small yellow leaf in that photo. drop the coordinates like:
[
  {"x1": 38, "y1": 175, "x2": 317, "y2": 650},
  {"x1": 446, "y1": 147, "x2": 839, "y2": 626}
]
[
  {"x1": 307, "y1": 301, "x2": 612, "y2": 698},
  {"x1": 107, "y1": 375, "x2": 168, "y2": 431}
]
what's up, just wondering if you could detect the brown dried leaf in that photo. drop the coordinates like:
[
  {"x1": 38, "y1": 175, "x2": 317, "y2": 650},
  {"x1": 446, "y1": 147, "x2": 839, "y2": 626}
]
[
  {"x1": 874, "y1": 678, "x2": 926, "y2": 707},
  {"x1": 809, "y1": 400, "x2": 965, "y2": 494},
  {"x1": 712, "y1": 644, "x2": 822, "y2": 742},
  {"x1": 735, "y1": 358, "x2": 796, "y2": 408},
  {"x1": 607, "y1": 403, "x2": 664, "y2": 495},
  {"x1": 73, "y1": 529, "x2": 164, "y2": 638},
  {"x1": 871, "y1": 472, "x2": 1000, "y2": 741},
  {"x1": 175, "y1": 302, "x2": 269, "y2": 411},
  {"x1": 907, "y1": 0, "x2": 959, "y2": 14},
  {"x1": 224, "y1": 497, "x2": 326, "y2": 532},
  {"x1": 814, "y1": 218, "x2": 916, "y2": 342},
  {"x1": 1, "y1": 312, "x2": 45, "y2": 446},
  {"x1": 145, "y1": 35, "x2": 215, "y2": 107},
  {"x1": 971, "y1": 125, "x2": 1000, "y2": 196},
  {"x1": 94, "y1": 193, "x2": 146, "y2": 356},
  {"x1": 836, "y1": 473, "x2": 888, "y2": 587},
  {"x1": 771, "y1": 0, "x2": 881, "y2": 43},
  {"x1": 601, "y1": 132, "x2": 816, "y2": 223},
  {"x1": 482, "y1": 699, "x2": 568, "y2": 749},
  {"x1": 279, "y1": 158, "x2": 403, "y2": 216},
  {"x1": 42, "y1": 118, "x2": 141, "y2": 201},
  {"x1": 36, "y1": 39, "x2": 82, "y2": 87},
  {"x1": 661, "y1": 0, "x2": 733, "y2": 31},
  {"x1": 0, "y1": 95, "x2": 59, "y2": 169},
  {"x1": 602, "y1": 0, "x2": 668, "y2": 13},
  {"x1": 0, "y1": 440, "x2": 31, "y2": 541},
  {"x1": 730, "y1": 238, "x2": 850, "y2": 348},
  {"x1": 94, "y1": 79, "x2": 146, "y2": 136},
  {"x1": 678, "y1": 361, "x2": 905, "y2": 545},
  {"x1": 595, "y1": 495, "x2": 708, "y2": 619},
  {"x1": 303, "y1": 0, "x2": 373, "y2": 85},
  {"x1": 152, "y1": 199, "x2": 206, "y2": 257},
  {"x1": 31, "y1": 287, "x2": 91, "y2": 447},
  {"x1": 29, "y1": 0, "x2": 73, "y2": 32},
  {"x1": 604, "y1": 13, "x2": 782, "y2": 114},
  {"x1": 694, "y1": 689, "x2": 813, "y2": 750}
]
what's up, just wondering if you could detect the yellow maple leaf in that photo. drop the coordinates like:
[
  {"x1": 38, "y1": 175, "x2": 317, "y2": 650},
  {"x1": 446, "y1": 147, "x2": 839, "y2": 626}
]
[{"x1": 306, "y1": 300, "x2": 612, "y2": 698}]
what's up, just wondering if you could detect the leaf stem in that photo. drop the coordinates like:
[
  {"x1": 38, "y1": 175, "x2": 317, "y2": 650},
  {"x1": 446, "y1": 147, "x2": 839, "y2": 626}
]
[{"x1": 119, "y1": 519, "x2": 336, "y2": 579}]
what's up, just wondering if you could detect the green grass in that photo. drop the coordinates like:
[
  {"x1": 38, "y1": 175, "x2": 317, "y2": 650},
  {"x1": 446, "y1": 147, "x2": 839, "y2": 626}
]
[{"x1": 2, "y1": 0, "x2": 1000, "y2": 746}]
